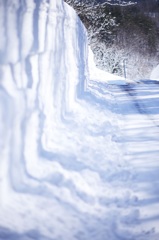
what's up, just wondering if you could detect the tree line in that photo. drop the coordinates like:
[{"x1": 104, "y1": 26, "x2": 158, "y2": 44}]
[{"x1": 64, "y1": 0, "x2": 159, "y2": 79}]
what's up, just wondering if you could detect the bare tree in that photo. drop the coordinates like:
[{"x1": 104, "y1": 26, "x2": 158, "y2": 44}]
[
  {"x1": 64, "y1": 0, "x2": 135, "y2": 44},
  {"x1": 64, "y1": 0, "x2": 159, "y2": 80}
]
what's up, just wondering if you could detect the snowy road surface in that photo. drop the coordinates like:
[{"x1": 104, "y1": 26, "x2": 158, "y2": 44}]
[{"x1": 0, "y1": 0, "x2": 159, "y2": 239}]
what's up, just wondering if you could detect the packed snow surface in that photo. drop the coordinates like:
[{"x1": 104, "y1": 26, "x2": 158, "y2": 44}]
[{"x1": 0, "y1": 0, "x2": 159, "y2": 240}]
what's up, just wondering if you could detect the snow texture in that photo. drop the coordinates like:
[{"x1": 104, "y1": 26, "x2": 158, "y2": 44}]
[
  {"x1": 150, "y1": 65, "x2": 159, "y2": 80},
  {"x1": 0, "y1": 0, "x2": 159, "y2": 240}
]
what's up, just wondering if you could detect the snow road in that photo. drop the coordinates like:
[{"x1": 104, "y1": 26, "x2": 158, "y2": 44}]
[
  {"x1": 107, "y1": 81, "x2": 159, "y2": 236},
  {"x1": 0, "y1": 0, "x2": 159, "y2": 239},
  {"x1": 86, "y1": 80, "x2": 159, "y2": 239}
]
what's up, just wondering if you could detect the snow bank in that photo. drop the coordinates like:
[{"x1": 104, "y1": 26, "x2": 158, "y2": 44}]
[
  {"x1": 0, "y1": 0, "x2": 159, "y2": 239},
  {"x1": 0, "y1": 0, "x2": 118, "y2": 239}
]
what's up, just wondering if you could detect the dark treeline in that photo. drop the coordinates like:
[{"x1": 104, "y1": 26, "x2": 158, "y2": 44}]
[{"x1": 65, "y1": 0, "x2": 159, "y2": 79}]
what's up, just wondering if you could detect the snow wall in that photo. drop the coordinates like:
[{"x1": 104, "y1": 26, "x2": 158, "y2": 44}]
[
  {"x1": 0, "y1": 0, "x2": 155, "y2": 240},
  {"x1": 0, "y1": 0, "x2": 90, "y2": 238}
]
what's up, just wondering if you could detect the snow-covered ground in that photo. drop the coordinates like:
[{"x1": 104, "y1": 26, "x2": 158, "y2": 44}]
[
  {"x1": 88, "y1": 47, "x2": 130, "y2": 85},
  {"x1": 0, "y1": 0, "x2": 159, "y2": 239},
  {"x1": 150, "y1": 64, "x2": 159, "y2": 81}
]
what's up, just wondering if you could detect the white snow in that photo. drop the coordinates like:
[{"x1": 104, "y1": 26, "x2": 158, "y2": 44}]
[
  {"x1": 150, "y1": 64, "x2": 159, "y2": 81},
  {"x1": 0, "y1": 0, "x2": 159, "y2": 240},
  {"x1": 88, "y1": 46, "x2": 129, "y2": 85}
]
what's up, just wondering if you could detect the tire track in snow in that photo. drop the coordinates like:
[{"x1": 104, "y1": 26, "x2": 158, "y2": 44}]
[{"x1": 119, "y1": 82, "x2": 159, "y2": 128}]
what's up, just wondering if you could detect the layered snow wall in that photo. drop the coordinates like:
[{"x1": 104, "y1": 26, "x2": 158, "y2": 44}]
[
  {"x1": 1, "y1": 0, "x2": 159, "y2": 240},
  {"x1": 0, "y1": 0, "x2": 90, "y2": 238},
  {"x1": 0, "y1": 1, "x2": 116, "y2": 239}
]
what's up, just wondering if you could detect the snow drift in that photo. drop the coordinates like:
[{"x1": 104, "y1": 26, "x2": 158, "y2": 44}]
[
  {"x1": 0, "y1": 1, "x2": 116, "y2": 238},
  {"x1": 0, "y1": 0, "x2": 159, "y2": 240}
]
